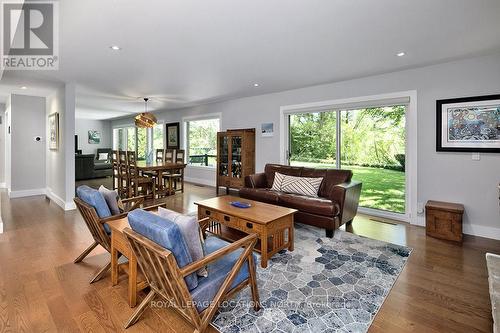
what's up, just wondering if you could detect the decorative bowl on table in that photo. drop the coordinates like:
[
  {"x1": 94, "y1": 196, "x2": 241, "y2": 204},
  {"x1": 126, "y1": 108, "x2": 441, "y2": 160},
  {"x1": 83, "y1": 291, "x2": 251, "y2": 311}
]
[{"x1": 229, "y1": 201, "x2": 252, "y2": 208}]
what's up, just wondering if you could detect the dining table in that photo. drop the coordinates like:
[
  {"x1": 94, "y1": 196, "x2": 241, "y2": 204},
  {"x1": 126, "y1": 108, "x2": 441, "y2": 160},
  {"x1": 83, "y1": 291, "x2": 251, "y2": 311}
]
[{"x1": 135, "y1": 161, "x2": 186, "y2": 197}]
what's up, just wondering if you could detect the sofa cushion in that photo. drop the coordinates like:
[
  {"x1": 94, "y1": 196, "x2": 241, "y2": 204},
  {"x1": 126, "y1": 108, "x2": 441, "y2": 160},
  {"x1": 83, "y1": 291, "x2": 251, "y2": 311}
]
[
  {"x1": 128, "y1": 209, "x2": 198, "y2": 290},
  {"x1": 76, "y1": 185, "x2": 112, "y2": 234},
  {"x1": 271, "y1": 172, "x2": 323, "y2": 197},
  {"x1": 157, "y1": 207, "x2": 208, "y2": 277},
  {"x1": 239, "y1": 188, "x2": 280, "y2": 204},
  {"x1": 94, "y1": 161, "x2": 112, "y2": 170},
  {"x1": 264, "y1": 164, "x2": 303, "y2": 188},
  {"x1": 191, "y1": 236, "x2": 254, "y2": 313},
  {"x1": 308, "y1": 169, "x2": 352, "y2": 198},
  {"x1": 279, "y1": 193, "x2": 337, "y2": 217}
]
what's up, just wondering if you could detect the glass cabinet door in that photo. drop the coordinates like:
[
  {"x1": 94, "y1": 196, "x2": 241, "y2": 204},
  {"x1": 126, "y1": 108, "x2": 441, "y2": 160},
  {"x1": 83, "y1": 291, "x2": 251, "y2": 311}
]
[
  {"x1": 231, "y1": 136, "x2": 242, "y2": 178},
  {"x1": 219, "y1": 136, "x2": 229, "y2": 176}
]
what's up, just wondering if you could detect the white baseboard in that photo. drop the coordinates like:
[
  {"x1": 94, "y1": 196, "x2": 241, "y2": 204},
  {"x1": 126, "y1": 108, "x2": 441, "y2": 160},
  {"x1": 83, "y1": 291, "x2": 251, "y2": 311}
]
[
  {"x1": 184, "y1": 177, "x2": 216, "y2": 187},
  {"x1": 463, "y1": 224, "x2": 500, "y2": 241},
  {"x1": 414, "y1": 214, "x2": 500, "y2": 240},
  {"x1": 0, "y1": 182, "x2": 6, "y2": 189},
  {"x1": 46, "y1": 188, "x2": 76, "y2": 211},
  {"x1": 8, "y1": 188, "x2": 46, "y2": 198}
]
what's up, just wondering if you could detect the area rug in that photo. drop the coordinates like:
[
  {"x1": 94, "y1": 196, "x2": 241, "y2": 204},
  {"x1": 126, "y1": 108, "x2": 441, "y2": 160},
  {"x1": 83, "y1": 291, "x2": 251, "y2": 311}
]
[{"x1": 211, "y1": 223, "x2": 412, "y2": 333}]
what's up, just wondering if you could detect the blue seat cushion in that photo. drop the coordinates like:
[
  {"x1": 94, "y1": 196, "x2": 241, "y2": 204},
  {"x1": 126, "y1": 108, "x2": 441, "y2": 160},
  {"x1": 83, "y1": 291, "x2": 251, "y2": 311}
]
[
  {"x1": 127, "y1": 209, "x2": 198, "y2": 290},
  {"x1": 76, "y1": 185, "x2": 112, "y2": 234},
  {"x1": 191, "y1": 236, "x2": 256, "y2": 313}
]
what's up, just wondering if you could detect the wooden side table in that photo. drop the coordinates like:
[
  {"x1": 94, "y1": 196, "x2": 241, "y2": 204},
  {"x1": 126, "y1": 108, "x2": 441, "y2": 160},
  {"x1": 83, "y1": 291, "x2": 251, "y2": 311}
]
[
  {"x1": 425, "y1": 200, "x2": 465, "y2": 242},
  {"x1": 108, "y1": 217, "x2": 148, "y2": 307}
]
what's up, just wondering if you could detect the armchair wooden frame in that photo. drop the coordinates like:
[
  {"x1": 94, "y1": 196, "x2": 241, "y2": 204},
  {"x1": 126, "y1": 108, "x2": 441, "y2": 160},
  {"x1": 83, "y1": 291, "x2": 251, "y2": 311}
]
[
  {"x1": 122, "y1": 219, "x2": 260, "y2": 332},
  {"x1": 74, "y1": 196, "x2": 165, "y2": 283}
]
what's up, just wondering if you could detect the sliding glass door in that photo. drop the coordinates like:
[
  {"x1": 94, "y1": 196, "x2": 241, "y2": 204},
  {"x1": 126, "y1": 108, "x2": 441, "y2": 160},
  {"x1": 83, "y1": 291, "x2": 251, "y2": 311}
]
[
  {"x1": 113, "y1": 126, "x2": 163, "y2": 161},
  {"x1": 288, "y1": 105, "x2": 407, "y2": 214}
]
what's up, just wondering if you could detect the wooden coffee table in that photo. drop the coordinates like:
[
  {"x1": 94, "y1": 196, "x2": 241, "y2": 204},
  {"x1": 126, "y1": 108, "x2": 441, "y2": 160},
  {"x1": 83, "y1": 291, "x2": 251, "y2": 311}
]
[{"x1": 195, "y1": 196, "x2": 297, "y2": 268}]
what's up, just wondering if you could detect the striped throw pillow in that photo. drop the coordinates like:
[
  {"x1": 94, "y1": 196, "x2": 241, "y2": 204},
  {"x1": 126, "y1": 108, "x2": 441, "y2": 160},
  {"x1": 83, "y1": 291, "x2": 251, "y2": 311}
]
[{"x1": 271, "y1": 172, "x2": 323, "y2": 197}]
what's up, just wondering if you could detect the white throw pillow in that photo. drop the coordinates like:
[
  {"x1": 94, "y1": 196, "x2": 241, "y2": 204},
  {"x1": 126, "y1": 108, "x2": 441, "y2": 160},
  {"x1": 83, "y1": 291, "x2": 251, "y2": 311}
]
[
  {"x1": 98, "y1": 153, "x2": 108, "y2": 161},
  {"x1": 271, "y1": 172, "x2": 323, "y2": 197},
  {"x1": 157, "y1": 207, "x2": 208, "y2": 277}
]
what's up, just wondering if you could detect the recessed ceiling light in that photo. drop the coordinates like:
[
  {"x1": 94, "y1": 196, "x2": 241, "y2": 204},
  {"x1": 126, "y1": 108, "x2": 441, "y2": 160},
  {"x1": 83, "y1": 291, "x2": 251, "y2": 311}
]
[
  {"x1": 110, "y1": 45, "x2": 121, "y2": 51},
  {"x1": 396, "y1": 52, "x2": 406, "y2": 57},
  {"x1": 20, "y1": 86, "x2": 27, "y2": 90},
  {"x1": 253, "y1": 83, "x2": 259, "y2": 87}
]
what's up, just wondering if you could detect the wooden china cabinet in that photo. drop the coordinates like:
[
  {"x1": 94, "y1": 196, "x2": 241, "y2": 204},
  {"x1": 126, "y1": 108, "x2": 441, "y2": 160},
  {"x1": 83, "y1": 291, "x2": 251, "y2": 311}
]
[{"x1": 216, "y1": 128, "x2": 255, "y2": 194}]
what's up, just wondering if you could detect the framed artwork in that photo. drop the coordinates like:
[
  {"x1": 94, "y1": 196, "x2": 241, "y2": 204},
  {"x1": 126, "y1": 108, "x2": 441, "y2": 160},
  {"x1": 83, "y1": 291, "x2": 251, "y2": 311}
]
[
  {"x1": 436, "y1": 94, "x2": 500, "y2": 152},
  {"x1": 88, "y1": 130, "x2": 101, "y2": 144},
  {"x1": 261, "y1": 123, "x2": 274, "y2": 137},
  {"x1": 48, "y1": 113, "x2": 59, "y2": 150},
  {"x1": 166, "y1": 122, "x2": 180, "y2": 149}
]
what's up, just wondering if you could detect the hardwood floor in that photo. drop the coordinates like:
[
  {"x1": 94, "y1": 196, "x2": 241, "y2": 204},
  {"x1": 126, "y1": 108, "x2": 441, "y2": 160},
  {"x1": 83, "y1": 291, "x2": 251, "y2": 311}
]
[{"x1": 0, "y1": 183, "x2": 496, "y2": 332}]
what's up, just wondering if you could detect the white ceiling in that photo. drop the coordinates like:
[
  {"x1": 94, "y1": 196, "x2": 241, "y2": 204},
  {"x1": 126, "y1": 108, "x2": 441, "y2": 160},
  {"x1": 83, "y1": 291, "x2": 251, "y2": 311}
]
[{"x1": 2, "y1": 0, "x2": 500, "y2": 119}]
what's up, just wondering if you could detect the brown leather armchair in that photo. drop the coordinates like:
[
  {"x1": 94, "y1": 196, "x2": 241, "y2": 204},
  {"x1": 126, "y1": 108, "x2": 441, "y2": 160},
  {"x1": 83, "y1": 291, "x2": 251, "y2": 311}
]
[{"x1": 240, "y1": 164, "x2": 362, "y2": 237}]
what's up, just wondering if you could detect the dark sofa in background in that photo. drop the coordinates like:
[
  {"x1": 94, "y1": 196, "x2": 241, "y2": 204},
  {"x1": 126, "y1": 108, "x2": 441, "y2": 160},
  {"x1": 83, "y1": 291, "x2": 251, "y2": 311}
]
[
  {"x1": 75, "y1": 148, "x2": 113, "y2": 180},
  {"x1": 240, "y1": 163, "x2": 362, "y2": 237}
]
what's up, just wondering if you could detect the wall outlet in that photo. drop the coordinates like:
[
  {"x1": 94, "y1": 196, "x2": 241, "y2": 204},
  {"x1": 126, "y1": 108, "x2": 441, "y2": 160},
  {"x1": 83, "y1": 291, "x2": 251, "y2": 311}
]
[
  {"x1": 417, "y1": 202, "x2": 424, "y2": 214},
  {"x1": 472, "y1": 152, "x2": 480, "y2": 160}
]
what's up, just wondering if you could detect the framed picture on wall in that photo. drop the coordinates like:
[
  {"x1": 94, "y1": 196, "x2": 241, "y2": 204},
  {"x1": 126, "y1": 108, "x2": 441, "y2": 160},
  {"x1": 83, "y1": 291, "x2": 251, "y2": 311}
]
[
  {"x1": 88, "y1": 130, "x2": 101, "y2": 144},
  {"x1": 48, "y1": 113, "x2": 59, "y2": 150},
  {"x1": 436, "y1": 94, "x2": 500, "y2": 152},
  {"x1": 166, "y1": 122, "x2": 180, "y2": 149}
]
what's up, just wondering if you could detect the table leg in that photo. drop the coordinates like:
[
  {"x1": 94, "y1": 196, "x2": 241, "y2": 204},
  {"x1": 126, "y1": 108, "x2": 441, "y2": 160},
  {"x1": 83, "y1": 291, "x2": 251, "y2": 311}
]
[
  {"x1": 260, "y1": 231, "x2": 268, "y2": 268},
  {"x1": 288, "y1": 218, "x2": 294, "y2": 252},
  {"x1": 111, "y1": 237, "x2": 119, "y2": 286},
  {"x1": 129, "y1": 255, "x2": 137, "y2": 307}
]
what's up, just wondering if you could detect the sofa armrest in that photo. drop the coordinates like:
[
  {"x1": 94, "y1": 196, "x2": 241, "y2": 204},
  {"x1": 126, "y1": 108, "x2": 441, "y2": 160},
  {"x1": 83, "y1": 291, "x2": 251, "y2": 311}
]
[
  {"x1": 329, "y1": 180, "x2": 362, "y2": 225},
  {"x1": 244, "y1": 172, "x2": 268, "y2": 188}
]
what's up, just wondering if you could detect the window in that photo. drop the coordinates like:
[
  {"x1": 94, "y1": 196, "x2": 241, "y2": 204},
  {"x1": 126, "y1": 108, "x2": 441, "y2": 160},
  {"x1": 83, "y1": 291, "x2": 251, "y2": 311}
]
[
  {"x1": 113, "y1": 128, "x2": 126, "y2": 150},
  {"x1": 112, "y1": 126, "x2": 150, "y2": 161},
  {"x1": 288, "y1": 105, "x2": 407, "y2": 214},
  {"x1": 185, "y1": 118, "x2": 220, "y2": 167},
  {"x1": 153, "y1": 124, "x2": 164, "y2": 150}
]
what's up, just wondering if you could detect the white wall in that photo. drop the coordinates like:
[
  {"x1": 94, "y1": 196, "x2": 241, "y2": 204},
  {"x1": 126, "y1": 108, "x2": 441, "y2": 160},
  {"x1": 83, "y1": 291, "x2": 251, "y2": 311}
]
[
  {"x1": 112, "y1": 52, "x2": 500, "y2": 239},
  {"x1": 8, "y1": 95, "x2": 47, "y2": 195},
  {"x1": 75, "y1": 118, "x2": 112, "y2": 154},
  {"x1": 46, "y1": 83, "x2": 76, "y2": 210},
  {"x1": 5, "y1": 97, "x2": 11, "y2": 191},
  {"x1": 0, "y1": 103, "x2": 5, "y2": 186}
]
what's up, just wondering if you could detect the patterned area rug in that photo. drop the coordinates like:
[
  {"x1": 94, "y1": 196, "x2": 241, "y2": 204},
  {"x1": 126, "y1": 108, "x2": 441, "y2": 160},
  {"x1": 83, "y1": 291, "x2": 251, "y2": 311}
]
[{"x1": 212, "y1": 223, "x2": 412, "y2": 333}]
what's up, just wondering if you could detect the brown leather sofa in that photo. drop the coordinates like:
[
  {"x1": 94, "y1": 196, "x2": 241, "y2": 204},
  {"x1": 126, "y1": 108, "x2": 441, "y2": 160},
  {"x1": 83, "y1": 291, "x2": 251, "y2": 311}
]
[{"x1": 239, "y1": 164, "x2": 362, "y2": 237}]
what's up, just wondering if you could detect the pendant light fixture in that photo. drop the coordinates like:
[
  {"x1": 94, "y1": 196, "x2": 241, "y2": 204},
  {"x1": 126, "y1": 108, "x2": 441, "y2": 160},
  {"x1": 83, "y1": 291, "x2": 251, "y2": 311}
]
[{"x1": 135, "y1": 97, "x2": 157, "y2": 128}]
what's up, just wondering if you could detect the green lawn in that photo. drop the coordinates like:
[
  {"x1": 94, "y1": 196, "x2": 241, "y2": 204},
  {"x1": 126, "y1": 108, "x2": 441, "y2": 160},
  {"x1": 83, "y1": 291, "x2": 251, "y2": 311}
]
[{"x1": 290, "y1": 161, "x2": 405, "y2": 213}]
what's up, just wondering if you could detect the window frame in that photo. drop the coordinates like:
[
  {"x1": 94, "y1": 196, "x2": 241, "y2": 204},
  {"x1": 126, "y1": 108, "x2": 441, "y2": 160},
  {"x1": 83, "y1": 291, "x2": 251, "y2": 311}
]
[
  {"x1": 280, "y1": 91, "x2": 417, "y2": 225},
  {"x1": 182, "y1": 113, "x2": 222, "y2": 169}
]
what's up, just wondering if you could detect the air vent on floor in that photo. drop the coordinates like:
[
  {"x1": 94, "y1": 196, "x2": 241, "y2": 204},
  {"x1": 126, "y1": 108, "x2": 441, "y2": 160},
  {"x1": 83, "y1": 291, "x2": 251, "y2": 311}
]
[{"x1": 369, "y1": 218, "x2": 398, "y2": 226}]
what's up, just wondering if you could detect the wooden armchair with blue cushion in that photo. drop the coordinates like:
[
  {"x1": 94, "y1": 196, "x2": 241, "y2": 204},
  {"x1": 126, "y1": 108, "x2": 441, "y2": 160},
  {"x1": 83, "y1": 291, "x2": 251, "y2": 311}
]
[
  {"x1": 74, "y1": 185, "x2": 165, "y2": 283},
  {"x1": 123, "y1": 209, "x2": 260, "y2": 332}
]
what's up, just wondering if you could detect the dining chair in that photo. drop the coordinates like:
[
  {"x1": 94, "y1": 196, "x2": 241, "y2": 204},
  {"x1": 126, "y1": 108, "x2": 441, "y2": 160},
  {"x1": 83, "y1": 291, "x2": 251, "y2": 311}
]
[
  {"x1": 112, "y1": 150, "x2": 119, "y2": 190},
  {"x1": 122, "y1": 209, "x2": 260, "y2": 331},
  {"x1": 164, "y1": 149, "x2": 174, "y2": 163},
  {"x1": 118, "y1": 150, "x2": 129, "y2": 198},
  {"x1": 163, "y1": 149, "x2": 185, "y2": 193},
  {"x1": 156, "y1": 148, "x2": 164, "y2": 162},
  {"x1": 127, "y1": 151, "x2": 156, "y2": 198}
]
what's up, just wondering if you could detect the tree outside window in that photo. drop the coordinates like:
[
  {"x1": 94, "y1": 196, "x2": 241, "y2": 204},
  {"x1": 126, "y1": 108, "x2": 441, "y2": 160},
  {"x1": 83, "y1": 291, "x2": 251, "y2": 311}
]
[{"x1": 186, "y1": 118, "x2": 219, "y2": 167}]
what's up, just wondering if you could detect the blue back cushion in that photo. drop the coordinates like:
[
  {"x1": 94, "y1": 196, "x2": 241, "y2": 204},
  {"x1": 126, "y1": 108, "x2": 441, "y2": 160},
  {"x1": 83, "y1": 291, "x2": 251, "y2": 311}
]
[
  {"x1": 128, "y1": 209, "x2": 198, "y2": 290},
  {"x1": 76, "y1": 185, "x2": 112, "y2": 218},
  {"x1": 76, "y1": 185, "x2": 113, "y2": 234}
]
